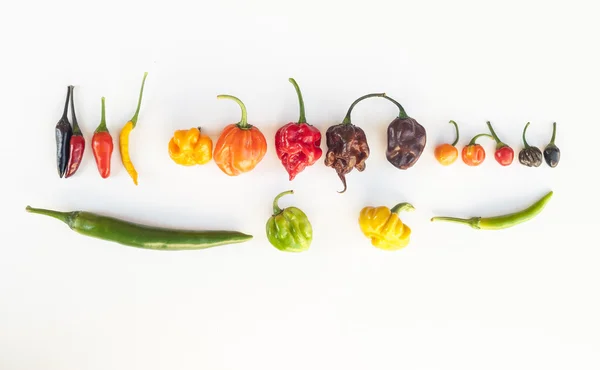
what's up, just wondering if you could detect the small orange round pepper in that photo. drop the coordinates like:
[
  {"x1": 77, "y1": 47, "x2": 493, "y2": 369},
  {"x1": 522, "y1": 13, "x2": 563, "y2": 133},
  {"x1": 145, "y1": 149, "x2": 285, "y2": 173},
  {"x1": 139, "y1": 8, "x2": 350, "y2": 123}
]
[
  {"x1": 213, "y1": 95, "x2": 267, "y2": 176},
  {"x1": 168, "y1": 127, "x2": 213, "y2": 166},
  {"x1": 461, "y1": 133, "x2": 492, "y2": 166},
  {"x1": 434, "y1": 120, "x2": 460, "y2": 165}
]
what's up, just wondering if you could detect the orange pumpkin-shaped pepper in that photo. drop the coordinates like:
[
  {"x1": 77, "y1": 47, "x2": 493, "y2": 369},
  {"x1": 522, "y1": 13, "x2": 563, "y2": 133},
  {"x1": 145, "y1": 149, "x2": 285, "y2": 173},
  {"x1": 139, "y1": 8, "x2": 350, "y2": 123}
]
[{"x1": 213, "y1": 95, "x2": 267, "y2": 176}]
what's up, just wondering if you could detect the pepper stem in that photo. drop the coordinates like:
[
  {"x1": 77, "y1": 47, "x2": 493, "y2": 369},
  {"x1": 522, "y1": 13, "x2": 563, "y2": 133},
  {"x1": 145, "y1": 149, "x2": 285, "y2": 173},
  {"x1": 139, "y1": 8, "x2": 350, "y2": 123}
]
[
  {"x1": 69, "y1": 85, "x2": 81, "y2": 135},
  {"x1": 390, "y1": 202, "x2": 415, "y2": 214},
  {"x1": 449, "y1": 120, "x2": 460, "y2": 146},
  {"x1": 62, "y1": 85, "x2": 71, "y2": 119},
  {"x1": 342, "y1": 93, "x2": 386, "y2": 124},
  {"x1": 129, "y1": 72, "x2": 148, "y2": 128},
  {"x1": 289, "y1": 78, "x2": 306, "y2": 124},
  {"x1": 522, "y1": 122, "x2": 531, "y2": 148},
  {"x1": 272, "y1": 190, "x2": 294, "y2": 215},
  {"x1": 549, "y1": 122, "x2": 557, "y2": 145},
  {"x1": 468, "y1": 133, "x2": 493, "y2": 145},
  {"x1": 95, "y1": 97, "x2": 108, "y2": 133},
  {"x1": 218, "y1": 94, "x2": 249, "y2": 129},
  {"x1": 486, "y1": 121, "x2": 506, "y2": 148},
  {"x1": 430, "y1": 216, "x2": 479, "y2": 228},
  {"x1": 25, "y1": 206, "x2": 75, "y2": 228},
  {"x1": 382, "y1": 95, "x2": 408, "y2": 119}
]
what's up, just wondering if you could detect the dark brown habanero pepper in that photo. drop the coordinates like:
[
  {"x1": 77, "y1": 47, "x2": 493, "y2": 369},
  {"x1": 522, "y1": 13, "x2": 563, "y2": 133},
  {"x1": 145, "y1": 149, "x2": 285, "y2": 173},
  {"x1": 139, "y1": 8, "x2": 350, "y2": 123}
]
[
  {"x1": 324, "y1": 93, "x2": 385, "y2": 193},
  {"x1": 383, "y1": 95, "x2": 426, "y2": 170}
]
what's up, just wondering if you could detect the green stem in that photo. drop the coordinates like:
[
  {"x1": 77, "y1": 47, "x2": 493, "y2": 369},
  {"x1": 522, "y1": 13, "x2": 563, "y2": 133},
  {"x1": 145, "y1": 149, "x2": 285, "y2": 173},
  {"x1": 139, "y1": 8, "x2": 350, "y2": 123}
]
[
  {"x1": 522, "y1": 122, "x2": 531, "y2": 148},
  {"x1": 382, "y1": 95, "x2": 408, "y2": 119},
  {"x1": 468, "y1": 133, "x2": 493, "y2": 145},
  {"x1": 390, "y1": 202, "x2": 415, "y2": 214},
  {"x1": 549, "y1": 122, "x2": 557, "y2": 145},
  {"x1": 25, "y1": 206, "x2": 75, "y2": 228},
  {"x1": 218, "y1": 94, "x2": 249, "y2": 129},
  {"x1": 449, "y1": 120, "x2": 460, "y2": 146},
  {"x1": 69, "y1": 85, "x2": 81, "y2": 135},
  {"x1": 130, "y1": 72, "x2": 148, "y2": 127},
  {"x1": 486, "y1": 121, "x2": 506, "y2": 148},
  {"x1": 272, "y1": 190, "x2": 293, "y2": 215},
  {"x1": 430, "y1": 216, "x2": 479, "y2": 228},
  {"x1": 289, "y1": 78, "x2": 306, "y2": 124},
  {"x1": 342, "y1": 93, "x2": 386, "y2": 124},
  {"x1": 95, "y1": 97, "x2": 108, "y2": 133}
]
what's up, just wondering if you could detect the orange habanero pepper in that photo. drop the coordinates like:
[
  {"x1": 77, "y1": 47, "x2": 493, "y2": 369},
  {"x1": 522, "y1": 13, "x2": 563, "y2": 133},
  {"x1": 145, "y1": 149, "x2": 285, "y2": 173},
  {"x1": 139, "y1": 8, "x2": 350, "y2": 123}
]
[
  {"x1": 434, "y1": 120, "x2": 460, "y2": 166},
  {"x1": 461, "y1": 133, "x2": 492, "y2": 166}
]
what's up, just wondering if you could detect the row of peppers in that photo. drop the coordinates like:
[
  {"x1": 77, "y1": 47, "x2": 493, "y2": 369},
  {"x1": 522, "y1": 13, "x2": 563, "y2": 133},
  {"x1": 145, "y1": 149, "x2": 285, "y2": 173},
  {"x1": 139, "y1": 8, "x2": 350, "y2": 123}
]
[{"x1": 55, "y1": 73, "x2": 560, "y2": 193}]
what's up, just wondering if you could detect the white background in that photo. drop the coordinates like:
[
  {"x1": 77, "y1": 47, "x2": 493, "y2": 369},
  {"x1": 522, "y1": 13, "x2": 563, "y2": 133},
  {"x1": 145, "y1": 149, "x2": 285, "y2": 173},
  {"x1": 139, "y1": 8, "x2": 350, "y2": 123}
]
[{"x1": 2, "y1": 0, "x2": 599, "y2": 369}]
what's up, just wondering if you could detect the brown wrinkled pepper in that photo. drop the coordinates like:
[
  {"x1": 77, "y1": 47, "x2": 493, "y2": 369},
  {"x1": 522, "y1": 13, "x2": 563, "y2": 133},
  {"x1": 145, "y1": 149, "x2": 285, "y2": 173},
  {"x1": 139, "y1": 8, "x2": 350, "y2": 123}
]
[
  {"x1": 383, "y1": 95, "x2": 427, "y2": 170},
  {"x1": 324, "y1": 93, "x2": 385, "y2": 193}
]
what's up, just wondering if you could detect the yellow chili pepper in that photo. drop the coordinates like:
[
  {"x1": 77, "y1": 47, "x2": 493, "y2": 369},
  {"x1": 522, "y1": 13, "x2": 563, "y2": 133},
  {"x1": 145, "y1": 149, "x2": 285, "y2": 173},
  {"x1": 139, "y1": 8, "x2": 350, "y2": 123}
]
[
  {"x1": 358, "y1": 202, "x2": 414, "y2": 250},
  {"x1": 119, "y1": 72, "x2": 148, "y2": 185},
  {"x1": 168, "y1": 127, "x2": 213, "y2": 166}
]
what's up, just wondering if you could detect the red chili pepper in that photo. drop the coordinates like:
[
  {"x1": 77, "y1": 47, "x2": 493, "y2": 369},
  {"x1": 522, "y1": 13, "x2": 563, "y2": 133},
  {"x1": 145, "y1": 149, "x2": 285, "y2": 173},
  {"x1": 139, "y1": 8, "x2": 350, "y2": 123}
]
[
  {"x1": 486, "y1": 121, "x2": 514, "y2": 166},
  {"x1": 64, "y1": 86, "x2": 86, "y2": 178},
  {"x1": 461, "y1": 133, "x2": 492, "y2": 166},
  {"x1": 92, "y1": 97, "x2": 113, "y2": 178},
  {"x1": 274, "y1": 78, "x2": 322, "y2": 180}
]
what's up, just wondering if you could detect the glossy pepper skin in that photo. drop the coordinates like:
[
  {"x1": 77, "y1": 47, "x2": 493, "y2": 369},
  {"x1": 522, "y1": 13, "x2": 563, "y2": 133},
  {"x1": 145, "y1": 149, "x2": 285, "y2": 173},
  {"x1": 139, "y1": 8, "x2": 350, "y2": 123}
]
[
  {"x1": 119, "y1": 72, "x2": 148, "y2": 185},
  {"x1": 383, "y1": 95, "x2": 427, "y2": 170},
  {"x1": 461, "y1": 133, "x2": 492, "y2": 166},
  {"x1": 324, "y1": 93, "x2": 385, "y2": 193},
  {"x1": 275, "y1": 78, "x2": 322, "y2": 180},
  {"x1": 55, "y1": 86, "x2": 73, "y2": 178},
  {"x1": 487, "y1": 121, "x2": 514, "y2": 166},
  {"x1": 518, "y1": 122, "x2": 543, "y2": 167},
  {"x1": 168, "y1": 127, "x2": 212, "y2": 166},
  {"x1": 213, "y1": 95, "x2": 267, "y2": 176},
  {"x1": 358, "y1": 202, "x2": 414, "y2": 251},
  {"x1": 434, "y1": 120, "x2": 460, "y2": 166},
  {"x1": 64, "y1": 86, "x2": 86, "y2": 178},
  {"x1": 265, "y1": 190, "x2": 313, "y2": 252},
  {"x1": 543, "y1": 122, "x2": 560, "y2": 167},
  {"x1": 92, "y1": 97, "x2": 113, "y2": 178}
]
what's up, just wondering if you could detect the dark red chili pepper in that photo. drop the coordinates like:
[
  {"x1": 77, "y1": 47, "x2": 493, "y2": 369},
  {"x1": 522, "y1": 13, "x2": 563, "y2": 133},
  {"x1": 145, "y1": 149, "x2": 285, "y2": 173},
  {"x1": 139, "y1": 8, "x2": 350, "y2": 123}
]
[
  {"x1": 383, "y1": 95, "x2": 427, "y2": 170},
  {"x1": 92, "y1": 97, "x2": 113, "y2": 178},
  {"x1": 55, "y1": 86, "x2": 72, "y2": 177},
  {"x1": 486, "y1": 121, "x2": 514, "y2": 166},
  {"x1": 64, "y1": 86, "x2": 86, "y2": 178},
  {"x1": 275, "y1": 78, "x2": 322, "y2": 180}
]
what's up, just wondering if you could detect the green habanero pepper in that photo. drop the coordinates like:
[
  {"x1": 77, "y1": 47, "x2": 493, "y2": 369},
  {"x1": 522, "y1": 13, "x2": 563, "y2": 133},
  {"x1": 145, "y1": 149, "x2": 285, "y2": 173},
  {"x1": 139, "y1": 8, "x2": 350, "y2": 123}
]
[{"x1": 266, "y1": 190, "x2": 313, "y2": 252}]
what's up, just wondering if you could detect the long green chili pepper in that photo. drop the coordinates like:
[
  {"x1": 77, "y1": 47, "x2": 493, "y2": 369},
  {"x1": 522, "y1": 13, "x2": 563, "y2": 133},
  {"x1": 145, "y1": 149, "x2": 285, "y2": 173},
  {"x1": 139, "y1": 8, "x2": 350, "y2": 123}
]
[
  {"x1": 430, "y1": 191, "x2": 553, "y2": 230},
  {"x1": 25, "y1": 206, "x2": 253, "y2": 250}
]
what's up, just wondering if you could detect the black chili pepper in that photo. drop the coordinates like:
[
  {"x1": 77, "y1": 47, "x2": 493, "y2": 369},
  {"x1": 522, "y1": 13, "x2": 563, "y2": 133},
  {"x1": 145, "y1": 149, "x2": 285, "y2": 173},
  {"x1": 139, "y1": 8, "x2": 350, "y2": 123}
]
[
  {"x1": 324, "y1": 93, "x2": 385, "y2": 193},
  {"x1": 543, "y1": 122, "x2": 560, "y2": 168},
  {"x1": 55, "y1": 86, "x2": 73, "y2": 178},
  {"x1": 383, "y1": 95, "x2": 427, "y2": 169},
  {"x1": 518, "y1": 122, "x2": 543, "y2": 167}
]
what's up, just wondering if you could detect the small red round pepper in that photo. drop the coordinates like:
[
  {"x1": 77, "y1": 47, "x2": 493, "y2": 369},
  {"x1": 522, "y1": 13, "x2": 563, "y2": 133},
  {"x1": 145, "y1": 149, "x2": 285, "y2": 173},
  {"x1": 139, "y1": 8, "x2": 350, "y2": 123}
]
[
  {"x1": 274, "y1": 78, "x2": 322, "y2": 180},
  {"x1": 461, "y1": 133, "x2": 492, "y2": 166},
  {"x1": 486, "y1": 121, "x2": 514, "y2": 166}
]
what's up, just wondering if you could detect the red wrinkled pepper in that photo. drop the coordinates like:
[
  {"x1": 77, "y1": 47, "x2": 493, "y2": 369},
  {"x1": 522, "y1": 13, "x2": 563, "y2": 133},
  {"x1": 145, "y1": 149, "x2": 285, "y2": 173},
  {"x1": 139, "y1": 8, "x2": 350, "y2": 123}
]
[
  {"x1": 486, "y1": 121, "x2": 514, "y2": 166},
  {"x1": 274, "y1": 78, "x2": 322, "y2": 180},
  {"x1": 92, "y1": 97, "x2": 113, "y2": 178},
  {"x1": 65, "y1": 86, "x2": 86, "y2": 178}
]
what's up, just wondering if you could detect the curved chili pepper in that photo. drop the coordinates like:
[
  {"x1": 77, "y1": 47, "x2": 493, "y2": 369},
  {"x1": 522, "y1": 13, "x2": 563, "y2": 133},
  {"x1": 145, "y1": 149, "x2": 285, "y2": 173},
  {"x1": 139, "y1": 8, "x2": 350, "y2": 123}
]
[
  {"x1": 358, "y1": 202, "x2": 414, "y2": 251},
  {"x1": 486, "y1": 121, "x2": 514, "y2": 166},
  {"x1": 324, "y1": 93, "x2": 385, "y2": 193},
  {"x1": 518, "y1": 122, "x2": 543, "y2": 167},
  {"x1": 55, "y1": 86, "x2": 72, "y2": 178},
  {"x1": 383, "y1": 95, "x2": 427, "y2": 170},
  {"x1": 119, "y1": 72, "x2": 148, "y2": 185},
  {"x1": 274, "y1": 78, "x2": 322, "y2": 180},
  {"x1": 168, "y1": 127, "x2": 213, "y2": 166},
  {"x1": 213, "y1": 95, "x2": 267, "y2": 176},
  {"x1": 434, "y1": 120, "x2": 460, "y2": 166},
  {"x1": 430, "y1": 191, "x2": 553, "y2": 230},
  {"x1": 64, "y1": 86, "x2": 86, "y2": 178},
  {"x1": 461, "y1": 133, "x2": 492, "y2": 166},
  {"x1": 92, "y1": 97, "x2": 113, "y2": 178},
  {"x1": 265, "y1": 190, "x2": 313, "y2": 252},
  {"x1": 543, "y1": 122, "x2": 560, "y2": 168}
]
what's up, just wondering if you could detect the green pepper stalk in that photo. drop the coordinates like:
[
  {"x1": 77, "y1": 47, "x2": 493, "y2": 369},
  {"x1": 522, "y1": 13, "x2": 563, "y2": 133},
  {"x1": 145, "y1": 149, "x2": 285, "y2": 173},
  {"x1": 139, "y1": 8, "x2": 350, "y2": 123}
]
[{"x1": 265, "y1": 190, "x2": 313, "y2": 252}]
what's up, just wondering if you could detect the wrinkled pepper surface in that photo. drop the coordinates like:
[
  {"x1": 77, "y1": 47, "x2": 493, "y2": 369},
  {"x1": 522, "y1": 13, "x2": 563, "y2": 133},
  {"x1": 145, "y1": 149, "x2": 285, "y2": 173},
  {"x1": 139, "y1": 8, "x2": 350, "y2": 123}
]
[
  {"x1": 168, "y1": 127, "x2": 212, "y2": 166},
  {"x1": 383, "y1": 95, "x2": 427, "y2": 170},
  {"x1": 324, "y1": 93, "x2": 384, "y2": 193},
  {"x1": 119, "y1": 72, "x2": 148, "y2": 185},
  {"x1": 64, "y1": 86, "x2": 85, "y2": 178},
  {"x1": 265, "y1": 190, "x2": 313, "y2": 252},
  {"x1": 275, "y1": 78, "x2": 322, "y2": 180},
  {"x1": 358, "y1": 202, "x2": 414, "y2": 250},
  {"x1": 518, "y1": 122, "x2": 543, "y2": 167},
  {"x1": 55, "y1": 86, "x2": 73, "y2": 178}
]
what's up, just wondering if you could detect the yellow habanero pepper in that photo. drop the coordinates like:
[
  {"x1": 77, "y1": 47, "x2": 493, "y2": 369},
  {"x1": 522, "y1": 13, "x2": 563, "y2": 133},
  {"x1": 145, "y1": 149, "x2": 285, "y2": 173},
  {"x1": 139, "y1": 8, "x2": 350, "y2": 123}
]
[
  {"x1": 168, "y1": 127, "x2": 213, "y2": 166},
  {"x1": 119, "y1": 72, "x2": 148, "y2": 185},
  {"x1": 358, "y1": 202, "x2": 414, "y2": 250}
]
